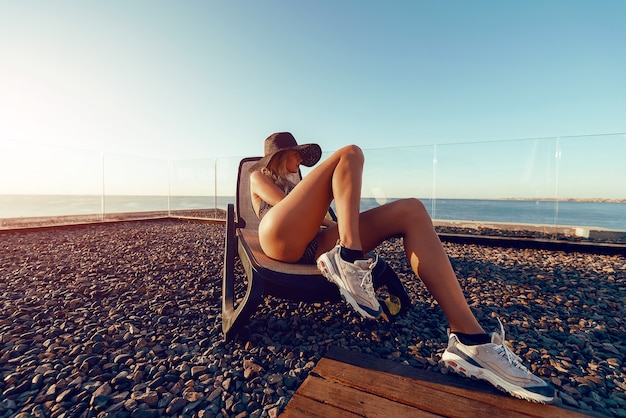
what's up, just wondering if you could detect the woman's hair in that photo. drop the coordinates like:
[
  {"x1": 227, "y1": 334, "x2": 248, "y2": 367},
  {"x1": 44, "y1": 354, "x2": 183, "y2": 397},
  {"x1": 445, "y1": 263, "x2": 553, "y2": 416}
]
[{"x1": 261, "y1": 151, "x2": 297, "y2": 191}]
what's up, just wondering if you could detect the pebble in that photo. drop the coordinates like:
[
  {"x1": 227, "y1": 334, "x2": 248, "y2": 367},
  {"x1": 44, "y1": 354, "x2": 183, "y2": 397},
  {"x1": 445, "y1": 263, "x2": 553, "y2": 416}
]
[{"x1": 0, "y1": 219, "x2": 624, "y2": 417}]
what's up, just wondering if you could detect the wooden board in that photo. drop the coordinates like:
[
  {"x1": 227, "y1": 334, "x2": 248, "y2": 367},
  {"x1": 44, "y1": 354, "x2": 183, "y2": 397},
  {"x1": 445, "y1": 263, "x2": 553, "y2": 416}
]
[{"x1": 280, "y1": 347, "x2": 591, "y2": 418}]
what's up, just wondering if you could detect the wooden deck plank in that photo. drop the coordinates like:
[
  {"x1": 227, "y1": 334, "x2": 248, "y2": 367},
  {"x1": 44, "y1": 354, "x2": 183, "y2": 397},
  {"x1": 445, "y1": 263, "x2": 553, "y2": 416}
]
[
  {"x1": 312, "y1": 358, "x2": 533, "y2": 418},
  {"x1": 324, "y1": 347, "x2": 590, "y2": 418},
  {"x1": 282, "y1": 376, "x2": 439, "y2": 418},
  {"x1": 281, "y1": 347, "x2": 591, "y2": 418},
  {"x1": 281, "y1": 391, "x2": 363, "y2": 418}
]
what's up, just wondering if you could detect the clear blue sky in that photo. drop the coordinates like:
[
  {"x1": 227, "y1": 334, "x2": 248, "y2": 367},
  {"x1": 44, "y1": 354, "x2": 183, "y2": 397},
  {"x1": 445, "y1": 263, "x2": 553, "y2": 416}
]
[
  {"x1": 2, "y1": 0, "x2": 625, "y2": 160},
  {"x1": 1, "y1": 0, "x2": 626, "y2": 203}
]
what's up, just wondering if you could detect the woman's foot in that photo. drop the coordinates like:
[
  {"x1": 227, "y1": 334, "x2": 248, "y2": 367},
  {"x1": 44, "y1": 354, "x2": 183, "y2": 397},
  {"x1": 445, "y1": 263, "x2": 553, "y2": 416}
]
[
  {"x1": 441, "y1": 319, "x2": 556, "y2": 403},
  {"x1": 317, "y1": 244, "x2": 382, "y2": 319}
]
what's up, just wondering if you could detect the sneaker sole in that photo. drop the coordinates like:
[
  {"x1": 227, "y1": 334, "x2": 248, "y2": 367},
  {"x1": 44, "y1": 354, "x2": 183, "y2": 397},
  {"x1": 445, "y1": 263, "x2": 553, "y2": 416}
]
[
  {"x1": 441, "y1": 351, "x2": 554, "y2": 403},
  {"x1": 317, "y1": 254, "x2": 380, "y2": 320}
]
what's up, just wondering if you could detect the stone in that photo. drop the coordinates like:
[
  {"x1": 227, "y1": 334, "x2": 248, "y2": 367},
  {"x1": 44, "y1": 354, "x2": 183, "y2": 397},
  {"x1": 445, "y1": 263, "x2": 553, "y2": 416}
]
[
  {"x1": 166, "y1": 397, "x2": 186, "y2": 414},
  {"x1": 133, "y1": 391, "x2": 159, "y2": 407}
]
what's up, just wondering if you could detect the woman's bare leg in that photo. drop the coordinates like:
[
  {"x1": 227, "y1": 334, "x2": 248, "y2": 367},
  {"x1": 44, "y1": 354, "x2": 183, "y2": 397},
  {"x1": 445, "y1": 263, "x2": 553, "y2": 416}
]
[
  {"x1": 259, "y1": 145, "x2": 365, "y2": 262},
  {"x1": 330, "y1": 146, "x2": 364, "y2": 250},
  {"x1": 318, "y1": 198, "x2": 484, "y2": 334}
]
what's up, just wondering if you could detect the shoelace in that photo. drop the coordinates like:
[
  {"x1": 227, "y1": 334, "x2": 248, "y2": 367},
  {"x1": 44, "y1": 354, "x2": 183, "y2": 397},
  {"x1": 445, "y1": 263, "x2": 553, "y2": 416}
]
[
  {"x1": 359, "y1": 255, "x2": 378, "y2": 298},
  {"x1": 360, "y1": 269, "x2": 375, "y2": 298},
  {"x1": 494, "y1": 318, "x2": 531, "y2": 373}
]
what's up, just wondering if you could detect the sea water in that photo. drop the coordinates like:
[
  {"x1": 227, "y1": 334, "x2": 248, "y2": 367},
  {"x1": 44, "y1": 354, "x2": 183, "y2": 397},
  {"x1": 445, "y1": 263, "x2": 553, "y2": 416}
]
[
  {"x1": 1, "y1": 195, "x2": 624, "y2": 231},
  {"x1": 360, "y1": 198, "x2": 626, "y2": 230}
]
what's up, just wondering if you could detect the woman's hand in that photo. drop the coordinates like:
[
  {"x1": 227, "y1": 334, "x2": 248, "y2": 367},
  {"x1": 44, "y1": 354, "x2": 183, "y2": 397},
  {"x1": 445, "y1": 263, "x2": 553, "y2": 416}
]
[{"x1": 321, "y1": 214, "x2": 337, "y2": 228}]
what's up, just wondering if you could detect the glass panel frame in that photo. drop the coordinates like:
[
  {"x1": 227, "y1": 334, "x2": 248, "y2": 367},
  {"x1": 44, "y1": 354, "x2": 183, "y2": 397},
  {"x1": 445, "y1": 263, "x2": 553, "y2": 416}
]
[{"x1": 2, "y1": 134, "x2": 624, "y2": 232}]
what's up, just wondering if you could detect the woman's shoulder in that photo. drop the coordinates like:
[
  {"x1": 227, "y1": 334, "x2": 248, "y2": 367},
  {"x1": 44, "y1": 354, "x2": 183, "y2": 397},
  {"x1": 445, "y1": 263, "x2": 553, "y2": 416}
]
[
  {"x1": 250, "y1": 170, "x2": 267, "y2": 183},
  {"x1": 250, "y1": 170, "x2": 276, "y2": 191}
]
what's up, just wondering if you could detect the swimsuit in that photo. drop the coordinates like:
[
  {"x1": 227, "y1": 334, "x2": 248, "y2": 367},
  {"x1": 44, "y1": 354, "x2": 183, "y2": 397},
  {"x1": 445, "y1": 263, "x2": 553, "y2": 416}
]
[{"x1": 256, "y1": 178, "x2": 319, "y2": 265}]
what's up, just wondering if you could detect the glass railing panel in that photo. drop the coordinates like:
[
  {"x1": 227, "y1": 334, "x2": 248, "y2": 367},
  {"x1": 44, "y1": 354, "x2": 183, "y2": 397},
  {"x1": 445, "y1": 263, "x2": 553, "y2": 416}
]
[
  {"x1": 0, "y1": 141, "x2": 103, "y2": 227},
  {"x1": 2, "y1": 136, "x2": 625, "y2": 234},
  {"x1": 214, "y1": 156, "x2": 241, "y2": 217},
  {"x1": 433, "y1": 138, "x2": 559, "y2": 227},
  {"x1": 360, "y1": 146, "x2": 435, "y2": 212},
  {"x1": 102, "y1": 153, "x2": 169, "y2": 218},
  {"x1": 168, "y1": 158, "x2": 216, "y2": 217},
  {"x1": 303, "y1": 147, "x2": 435, "y2": 216},
  {"x1": 556, "y1": 134, "x2": 626, "y2": 231}
]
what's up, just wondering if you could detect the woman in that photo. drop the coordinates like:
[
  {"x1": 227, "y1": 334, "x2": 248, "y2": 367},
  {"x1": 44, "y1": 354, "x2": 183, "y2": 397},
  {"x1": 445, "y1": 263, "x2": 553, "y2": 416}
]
[{"x1": 250, "y1": 132, "x2": 555, "y2": 403}]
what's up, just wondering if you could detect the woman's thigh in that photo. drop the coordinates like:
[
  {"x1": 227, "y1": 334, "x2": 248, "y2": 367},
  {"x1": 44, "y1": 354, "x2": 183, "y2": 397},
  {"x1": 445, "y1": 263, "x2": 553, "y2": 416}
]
[
  {"x1": 316, "y1": 198, "x2": 429, "y2": 256},
  {"x1": 258, "y1": 152, "x2": 345, "y2": 261}
]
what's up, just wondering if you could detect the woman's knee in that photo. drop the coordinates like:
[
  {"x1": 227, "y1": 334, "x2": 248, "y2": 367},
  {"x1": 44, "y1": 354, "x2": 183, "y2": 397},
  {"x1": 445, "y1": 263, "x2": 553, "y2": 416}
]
[
  {"x1": 397, "y1": 198, "x2": 431, "y2": 224},
  {"x1": 336, "y1": 144, "x2": 365, "y2": 165}
]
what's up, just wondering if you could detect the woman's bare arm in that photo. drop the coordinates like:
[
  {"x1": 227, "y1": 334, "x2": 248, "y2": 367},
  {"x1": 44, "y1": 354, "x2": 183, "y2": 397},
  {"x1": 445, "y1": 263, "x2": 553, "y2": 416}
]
[{"x1": 250, "y1": 171, "x2": 286, "y2": 215}]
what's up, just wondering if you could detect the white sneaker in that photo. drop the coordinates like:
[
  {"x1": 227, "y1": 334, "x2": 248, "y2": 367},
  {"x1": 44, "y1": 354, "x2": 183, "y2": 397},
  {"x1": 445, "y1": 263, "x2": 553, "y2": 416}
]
[
  {"x1": 441, "y1": 319, "x2": 556, "y2": 403},
  {"x1": 316, "y1": 245, "x2": 382, "y2": 319}
]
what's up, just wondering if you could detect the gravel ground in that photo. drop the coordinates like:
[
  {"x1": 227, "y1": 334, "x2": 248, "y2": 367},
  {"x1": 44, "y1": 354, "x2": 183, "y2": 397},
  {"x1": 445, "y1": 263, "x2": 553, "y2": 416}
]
[{"x1": 1, "y1": 219, "x2": 625, "y2": 418}]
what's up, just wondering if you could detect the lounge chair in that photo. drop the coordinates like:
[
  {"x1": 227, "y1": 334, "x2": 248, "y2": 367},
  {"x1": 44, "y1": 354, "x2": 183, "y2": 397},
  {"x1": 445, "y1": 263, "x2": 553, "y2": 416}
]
[{"x1": 222, "y1": 157, "x2": 410, "y2": 341}]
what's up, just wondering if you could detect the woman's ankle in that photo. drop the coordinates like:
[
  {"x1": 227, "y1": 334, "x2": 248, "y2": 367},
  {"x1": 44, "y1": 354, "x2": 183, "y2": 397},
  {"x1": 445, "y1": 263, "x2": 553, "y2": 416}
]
[
  {"x1": 339, "y1": 246, "x2": 364, "y2": 263},
  {"x1": 452, "y1": 331, "x2": 491, "y2": 346}
]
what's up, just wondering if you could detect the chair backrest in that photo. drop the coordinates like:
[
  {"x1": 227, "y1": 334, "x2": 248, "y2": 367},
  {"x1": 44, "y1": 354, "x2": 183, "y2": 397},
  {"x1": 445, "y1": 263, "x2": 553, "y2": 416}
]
[
  {"x1": 236, "y1": 157, "x2": 262, "y2": 231},
  {"x1": 236, "y1": 157, "x2": 302, "y2": 231}
]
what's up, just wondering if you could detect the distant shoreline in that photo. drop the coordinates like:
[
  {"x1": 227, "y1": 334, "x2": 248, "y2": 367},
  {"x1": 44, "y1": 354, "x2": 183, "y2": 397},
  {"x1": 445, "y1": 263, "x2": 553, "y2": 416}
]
[
  {"x1": 498, "y1": 197, "x2": 626, "y2": 203},
  {"x1": 2, "y1": 193, "x2": 625, "y2": 203},
  {"x1": 366, "y1": 197, "x2": 626, "y2": 203}
]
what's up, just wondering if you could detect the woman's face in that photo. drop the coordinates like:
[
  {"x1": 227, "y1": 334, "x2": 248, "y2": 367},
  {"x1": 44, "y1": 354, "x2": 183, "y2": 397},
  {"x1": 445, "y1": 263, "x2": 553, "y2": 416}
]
[{"x1": 284, "y1": 150, "x2": 302, "y2": 173}]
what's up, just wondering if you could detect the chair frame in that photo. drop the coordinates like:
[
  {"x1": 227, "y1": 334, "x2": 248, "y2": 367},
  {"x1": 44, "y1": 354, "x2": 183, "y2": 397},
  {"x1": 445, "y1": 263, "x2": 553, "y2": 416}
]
[
  {"x1": 222, "y1": 157, "x2": 340, "y2": 340},
  {"x1": 222, "y1": 156, "x2": 410, "y2": 341}
]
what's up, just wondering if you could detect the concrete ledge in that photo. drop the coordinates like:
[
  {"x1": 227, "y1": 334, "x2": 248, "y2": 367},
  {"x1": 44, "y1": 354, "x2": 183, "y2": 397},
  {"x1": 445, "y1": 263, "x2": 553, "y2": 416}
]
[
  {"x1": 0, "y1": 209, "x2": 226, "y2": 230},
  {"x1": 434, "y1": 219, "x2": 626, "y2": 244},
  {"x1": 438, "y1": 232, "x2": 626, "y2": 256}
]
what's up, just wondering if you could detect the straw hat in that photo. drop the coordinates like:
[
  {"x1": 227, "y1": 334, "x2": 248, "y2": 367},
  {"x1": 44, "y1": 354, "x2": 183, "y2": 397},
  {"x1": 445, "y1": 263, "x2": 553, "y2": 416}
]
[{"x1": 251, "y1": 132, "x2": 321, "y2": 171}]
